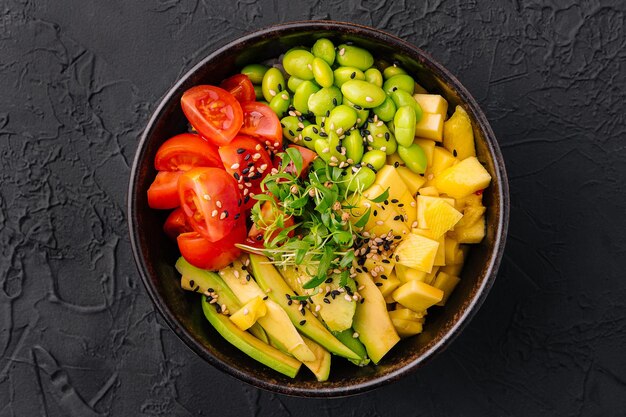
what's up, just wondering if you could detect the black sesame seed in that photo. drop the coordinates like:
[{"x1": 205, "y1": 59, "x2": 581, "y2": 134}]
[
  {"x1": 255, "y1": 234, "x2": 263, "y2": 241},
  {"x1": 244, "y1": 195, "x2": 251, "y2": 204},
  {"x1": 234, "y1": 213, "x2": 240, "y2": 220},
  {"x1": 394, "y1": 161, "x2": 399, "y2": 168},
  {"x1": 215, "y1": 304, "x2": 222, "y2": 313},
  {"x1": 360, "y1": 298, "x2": 365, "y2": 304},
  {"x1": 300, "y1": 309, "x2": 306, "y2": 316},
  {"x1": 394, "y1": 215, "x2": 401, "y2": 221},
  {"x1": 246, "y1": 274, "x2": 251, "y2": 281},
  {"x1": 356, "y1": 268, "x2": 363, "y2": 273},
  {"x1": 373, "y1": 210, "x2": 378, "y2": 216},
  {"x1": 299, "y1": 320, "x2": 306, "y2": 326},
  {"x1": 244, "y1": 154, "x2": 251, "y2": 161},
  {"x1": 385, "y1": 132, "x2": 390, "y2": 141},
  {"x1": 353, "y1": 104, "x2": 362, "y2": 110},
  {"x1": 288, "y1": 129, "x2": 295, "y2": 137},
  {"x1": 392, "y1": 87, "x2": 398, "y2": 92},
  {"x1": 222, "y1": 211, "x2": 229, "y2": 218},
  {"x1": 278, "y1": 84, "x2": 283, "y2": 92},
  {"x1": 375, "y1": 282, "x2": 383, "y2": 287},
  {"x1": 205, "y1": 295, "x2": 213, "y2": 302},
  {"x1": 453, "y1": 149, "x2": 458, "y2": 157},
  {"x1": 320, "y1": 121, "x2": 325, "y2": 127},
  {"x1": 350, "y1": 72, "x2": 356, "y2": 79},
  {"x1": 362, "y1": 266, "x2": 369, "y2": 273},
  {"x1": 398, "y1": 203, "x2": 404, "y2": 207},
  {"x1": 234, "y1": 172, "x2": 240, "y2": 180},
  {"x1": 208, "y1": 288, "x2": 214, "y2": 293},
  {"x1": 336, "y1": 145, "x2": 342, "y2": 152},
  {"x1": 384, "y1": 200, "x2": 389, "y2": 205},
  {"x1": 332, "y1": 97, "x2": 338, "y2": 105},
  {"x1": 391, "y1": 199, "x2": 399, "y2": 203},
  {"x1": 396, "y1": 255, "x2": 400, "y2": 261},
  {"x1": 280, "y1": 123, "x2": 285, "y2": 128},
  {"x1": 189, "y1": 279, "x2": 195, "y2": 288},
  {"x1": 381, "y1": 274, "x2": 388, "y2": 280},
  {"x1": 319, "y1": 131, "x2": 328, "y2": 137},
  {"x1": 382, "y1": 259, "x2": 391, "y2": 264},
  {"x1": 366, "y1": 163, "x2": 375, "y2": 170},
  {"x1": 242, "y1": 167, "x2": 250, "y2": 175},
  {"x1": 323, "y1": 298, "x2": 331, "y2": 304},
  {"x1": 288, "y1": 300, "x2": 293, "y2": 305},
  {"x1": 304, "y1": 136, "x2": 312, "y2": 142},
  {"x1": 326, "y1": 110, "x2": 330, "y2": 117},
  {"x1": 237, "y1": 148, "x2": 245, "y2": 154},
  {"x1": 312, "y1": 127, "x2": 319, "y2": 134},
  {"x1": 263, "y1": 295, "x2": 268, "y2": 300},
  {"x1": 325, "y1": 277, "x2": 333, "y2": 284}
]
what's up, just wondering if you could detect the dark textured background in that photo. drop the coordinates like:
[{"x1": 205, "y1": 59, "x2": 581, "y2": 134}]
[{"x1": 2, "y1": 0, "x2": 626, "y2": 415}]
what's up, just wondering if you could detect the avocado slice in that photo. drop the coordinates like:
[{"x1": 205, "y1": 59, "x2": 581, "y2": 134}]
[
  {"x1": 353, "y1": 272, "x2": 400, "y2": 364},
  {"x1": 248, "y1": 254, "x2": 361, "y2": 361},
  {"x1": 218, "y1": 260, "x2": 315, "y2": 362},
  {"x1": 201, "y1": 295, "x2": 301, "y2": 378},
  {"x1": 301, "y1": 336, "x2": 331, "y2": 382},
  {"x1": 177, "y1": 258, "x2": 268, "y2": 344},
  {"x1": 332, "y1": 329, "x2": 370, "y2": 366}
]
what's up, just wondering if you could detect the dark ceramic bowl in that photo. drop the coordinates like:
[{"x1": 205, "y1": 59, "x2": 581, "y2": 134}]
[{"x1": 128, "y1": 21, "x2": 509, "y2": 397}]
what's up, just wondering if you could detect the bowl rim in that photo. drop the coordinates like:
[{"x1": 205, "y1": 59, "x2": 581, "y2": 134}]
[{"x1": 128, "y1": 20, "x2": 509, "y2": 397}]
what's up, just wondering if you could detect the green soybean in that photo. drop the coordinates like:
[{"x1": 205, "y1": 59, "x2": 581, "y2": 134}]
[
  {"x1": 269, "y1": 91, "x2": 291, "y2": 117},
  {"x1": 301, "y1": 124, "x2": 326, "y2": 150},
  {"x1": 262, "y1": 68, "x2": 286, "y2": 102},
  {"x1": 314, "y1": 131, "x2": 345, "y2": 166},
  {"x1": 364, "y1": 68, "x2": 383, "y2": 87},
  {"x1": 281, "y1": 115, "x2": 310, "y2": 143},
  {"x1": 343, "y1": 97, "x2": 369, "y2": 127},
  {"x1": 391, "y1": 89, "x2": 422, "y2": 120},
  {"x1": 293, "y1": 81, "x2": 320, "y2": 114},
  {"x1": 383, "y1": 74, "x2": 415, "y2": 95},
  {"x1": 336, "y1": 44, "x2": 374, "y2": 71},
  {"x1": 383, "y1": 65, "x2": 407, "y2": 79},
  {"x1": 366, "y1": 121, "x2": 397, "y2": 155},
  {"x1": 333, "y1": 67, "x2": 365, "y2": 88},
  {"x1": 343, "y1": 129, "x2": 364, "y2": 164},
  {"x1": 344, "y1": 166, "x2": 376, "y2": 192},
  {"x1": 240, "y1": 64, "x2": 268, "y2": 84},
  {"x1": 254, "y1": 84, "x2": 264, "y2": 100},
  {"x1": 308, "y1": 86, "x2": 342, "y2": 117},
  {"x1": 283, "y1": 48, "x2": 315, "y2": 80},
  {"x1": 372, "y1": 96, "x2": 396, "y2": 122},
  {"x1": 327, "y1": 105, "x2": 358, "y2": 133},
  {"x1": 312, "y1": 38, "x2": 336, "y2": 66},
  {"x1": 341, "y1": 80, "x2": 386, "y2": 108},
  {"x1": 393, "y1": 106, "x2": 417, "y2": 147},
  {"x1": 312, "y1": 57, "x2": 334, "y2": 88},
  {"x1": 287, "y1": 76, "x2": 305, "y2": 93},
  {"x1": 361, "y1": 150, "x2": 387, "y2": 171},
  {"x1": 398, "y1": 143, "x2": 427, "y2": 174}
]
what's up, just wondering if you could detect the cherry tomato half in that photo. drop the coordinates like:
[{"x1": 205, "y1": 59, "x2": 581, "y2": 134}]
[
  {"x1": 147, "y1": 171, "x2": 183, "y2": 209},
  {"x1": 154, "y1": 133, "x2": 222, "y2": 171},
  {"x1": 239, "y1": 102, "x2": 282, "y2": 154},
  {"x1": 178, "y1": 167, "x2": 242, "y2": 242},
  {"x1": 284, "y1": 145, "x2": 317, "y2": 177},
  {"x1": 181, "y1": 85, "x2": 243, "y2": 146},
  {"x1": 177, "y1": 219, "x2": 247, "y2": 270},
  {"x1": 163, "y1": 207, "x2": 192, "y2": 240},
  {"x1": 246, "y1": 201, "x2": 295, "y2": 248},
  {"x1": 220, "y1": 74, "x2": 255, "y2": 103},
  {"x1": 218, "y1": 135, "x2": 273, "y2": 211}
]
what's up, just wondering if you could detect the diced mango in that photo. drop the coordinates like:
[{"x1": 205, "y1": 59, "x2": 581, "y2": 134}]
[
  {"x1": 456, "y1": 193, "x2": 483, "y2": 210},
  {"x1": 441, "y1": 263, "x2": 464, "y2": 276},
  {"x1": 394, "y1": 233, "x2": 439, "y2": 273},
  {"x1": 432, "y1": 272, "x2": 461, "y2": 306},
  {"x1": 416, "y1": 195, "x2": 455, "y2": 230},
  {"x1": 390, "y1": 317, "x2": 423, "y2": 338},
  {"x1": 392, "y1": 280, "x2": 443, "y2": 312},
  {"x1": 457, "y1": 205, "x2": 486, "y2": 229},
  {"x1": 435, "y1": 157, "x2": 492, "y2": 199},
  {"x1": 414, "y1": 139, "x2": 436, "y2": 167},
  {"x1": 369, "y1": 213, "x2": 410, "y2": 238},
  {"x1": 386, "y1": 153, "x2": 405, "y2": 168},
  {"x1": 449, "y1": 215, "x2": 486, "y2": 244},
  {"x1": 413, "y1": 94, "x2": 448, "y2": 117},
  {"x1": 424, "y1": 199, "x2": 463, "y2": 239},
  {"x1": 395, "y1": 191, "x2": 417, "y2": 227},
  {"x1": 395, "y1": 264, "x2": 428, "y2": 283},
  {"x1": 364, "y1": 256, "x2": 395, "y2": 279},
  {"x1": 414, "y1": 113, "x2": 444, "y2": 141},
  {"x1": 396, "y1": 166, "x2": 426, "y2": 195},
  {"x1": 418, "y1": 186, "x2": 439, "y2": 197},
  {"x1": 229, "y1": 297, "x2": 267, "y2": 331},
  {"x1": 444, "y1": 238, "x2": 460, "y2": 265},
  {"x1": 412, "y1": 228, "x2": 445, "y2": 266},
  {"x1": 374, "y1": 165, "x2": 407, "y2": 199},
  {"x1": 443, "y1": 106, "x2": 476, "y2": 160},
  {"x1": 423, "y1": 266, "x2": 440, "y2": 285},
  {"x1": 430, "y1": 147, "x2": 458, "y2": 176},
  {"x1": 388, "y1": 308, "x2": 425, "y2": 322},
  {"x1": 373, "y1": 271, "x2": 402, "y2": 298}
]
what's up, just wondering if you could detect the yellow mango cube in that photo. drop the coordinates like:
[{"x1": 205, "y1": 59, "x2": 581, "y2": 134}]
[
  {"x1": 414, "y1": 113, "x2": 444, "y2": 141},
  {"x1": 430, "y1": 147, "x2": 458, "y2": 176},
  {"x1": 374, "y1": 165, "x2": 407, "y2": 199},
  {"x1": 396, "y1": 166, "x2": 426, "y2": 195},
  {"x1": 443, "y1": 106, "x2": 476, "y2": 160},
  {"x1": 424, "y1": 199, "x2": 463, "y2": 239},
  {"x1": 413, "y1": 139, "x2": 436, "y2": 167},
  {"x1": 369, "y1": 213, "x2": 410, "y2": 238},
  {"x1": 364, "y1": 256, "x2": 395, "y2": 279},
  {"x1": 395, "y1": 191, "x2": 417, "y2": 227},
  {"x1": 432, "y1": 272, "x2": 461, "y2": 306},
  {"x1": 388, "y1": 308, "x2": 425, "y2": 322},
  {"x1": 229, "y1": 297, "x2": 267, "y2": 331},
  {"x1": 390, "y1": 317, "x2": 424, "y2": 338},
  {"x1": 441, "y1": 263, "x2": 464, "y2": 276},
  {"x1": 435, "y1": 157, "x2": 492, "y2": 199},
  {"x1": 392, "y1": 280, "x2": 443, "y2": 312},
  {"x1": 418, "y1": 186, "x2": 439, "y2": 197},
  {"x1": 413, "y1": 94, "x2": 448, "y2": 117},
  {"x1": 449, "y1": 215, "x2": 486, "y2": 244},
  {"x1": 373, "y1": 271, "x2": 402, "y2": 298},
  {"x1": 394, "y1": 233, "x2": 439, "y2": 273},
  {"x1": 416, "y1": 195, "x2": 455, "y2": 230},
  {"x1": 423, "y1": 266, "x2": 440, "y2": 285},
  {"x1": 457, "y1": 205, "x2": 486, "y2": 229},
  {"x1": 444, "y1": 238, "x2": 460, "y2": 265},
  {"x1": 412, "y1": 228, "x2": 445, "y2": 266},
  {"x1": 395, "y1": 264, "x2": 428, "y2": 283}
]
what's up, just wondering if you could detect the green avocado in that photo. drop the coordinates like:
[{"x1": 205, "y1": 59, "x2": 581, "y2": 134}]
[
  {"x1": 301, "y1": 336, "x2": 331, "y2": 382},
  {"x1": 248, "y1": 254, "x2": 361, "y2": 361},
  {"x1": 332, "y1": 329, "x2": 370, "y2": 366}
]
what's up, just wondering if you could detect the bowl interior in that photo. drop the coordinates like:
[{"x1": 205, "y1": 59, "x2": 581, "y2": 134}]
[{"x1": 129, "y1": 21, "x2": 508, "y2": 397}]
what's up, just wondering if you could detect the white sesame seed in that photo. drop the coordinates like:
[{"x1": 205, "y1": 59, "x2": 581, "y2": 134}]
[
  {"x1": 365, "y1": 96, "x2": 373, "y2": 102},
  {"x1": 315, "y1": 305, "x2": 321, "y2": 312},
  {"x1": 376, "y1": 120, "x2": 384, "y2": 127},
  {"x1": 376, "y1": 133, "x2": 383, "y2": 138},
  {"x1": 427, "y1": 174, "x2": 434, "y2": 180},
  {"x1": 358, "y1": 285, "x2": 365, "y2": 291},
  {"x1": 336, "y1": 127, "x2": 343, "y2": 135},
  {"x1": 288, "y1": 111, "x2": 296, "y2": 117},
  {"x1": 216, "y1": 200, "x2": 222, "y2": 208},
  {"x1": 380, "y1": 146, "x2": 387, "y2": 152},
  {"x1": 330, "y1": 156, "x2": 338, "y2": 163},
  {"x1": 353, "y1": 332, "x2": 360, "y2": 338},
  {"x1": 410, "y1": 201, "x2": 416, "y2": 207},
  {"x1": 352, "y1": 294, "x2": 359, "y2": 300},
  {"x1": 307, "y1": 63, "x2": 312, "y2": 70},
  {"x1": 297, "y1": 122, "x2": 305, "y2": 129},
  {"x1": 203, "y1": 194, "x2": 211, "y2": 201},
  {"x1": 244, "y1": 182, "x2": 252, "y2": 187},
  {"x1": 344, "y1": 294, "x2": 352, "y2": 302},
  {"x1": 253, "y1": 153, "x2": 261, "y2": 160},
  {"x1": 339, "y1": 48, "x2": 345, "y2": 56},
  {"x1": 233, "y1": 270, "x2": 239, "y2": 278},
  {"x1": 211, "y1": 210, "x2": 218, "y2": 217},
  {"x1": 220, "y1": 212, "x2": 227, "y2": 220},
  {"x1": 255, "y1": 144, "x2": 262, "y2": 151},
  {"x1": 371, "y1": 270, "x2": 378, "y2": 277},
  {"x1": 269, "y1": 89, "x2": 277, "y2": 97},
  {"x1": 322, "y1": 147, "x2": 330, "y2": 153},
  {"x1": 281, "y1": 93, "x2": 289, "y2": 100},
  {"x1": 243, "y1": 188, "x2": 249, "y2": 196},
  {"x1": 243, "y1": 308, "x2": 249, "y2": 315},
  {"x1": 274, "y1": 142, "x2": 280, "y2": 148},
  {"x1": 412, "y1": 221, "x2": 418, "y2": 228},
  {"x1": 376, "y1": 220, "x2": 384, "y2": 225}
]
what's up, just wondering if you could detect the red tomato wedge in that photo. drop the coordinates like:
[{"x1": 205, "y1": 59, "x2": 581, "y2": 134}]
[
  {"x1": 246, "y1": 201, "x2": 295, "y2": 248},
  {"x1": 178, "y1": 167, "x2": 242, "y2": 242},
  {"x1": 177, "y1": 219, "x2": 246, "y2": 270},
  {"x1": 181, "y1": 85, "x2": 243, "y2": 146},
  {"x1": 220, "y1": 74, "x2": 255, "y2": 103},
  {"x1": 163, "y1": 207, "x2": 191, "y2": 240},
  {"x1": 147, "y1": 171, "x2": 183, "y2": 209},
  {"x1": 285, "y1": 145, "x2": 317, "y2": 177},
  {"x1": 154, "y1": 133, "x2": 222, "y2": 171},
  {"x1": 239, "y1": 102, "x2": 283, "y2": 154},
  {"x1": 218, "y1": 135, "x2": 273, "y2": 211}
]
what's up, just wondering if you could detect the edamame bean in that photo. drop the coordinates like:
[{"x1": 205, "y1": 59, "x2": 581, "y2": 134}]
[
  {"x1": 341, "y1": 80, "x2": 386, "y2": 108},
  {"x1": 361, "y1": 150, "x2": 386, "y2": 171},
  {"x1": 240, "y1": 64, "x2": 268, "y2": 84},
  {"x1": 269, "y1": 91, "x2": 291, "y2": 117},
  {"x1": 344, "y1": 166, "x2": 376, "y2": 192},
  {"x1": 301, "y1": 124, "x2": 326, "y2": 150},
  {"x1": 343, "y1": 97, "x2": 369, "y2": 127},
  {"x1": 293, "y1": 81, "x2": 320, "y2": 114},
  {"x1": 336, "y1": 44, "x2": 374, "y2": 71},
  {"x1": 343, "y1": 129, "x2": 364, "y2": 164},
  {"x1": 283, "y1": 48, "x2": 315, "y2": 80},
  {"x1": 383, "y1": 74, "x2": 415, "y2": 95},
  {"x1": 262, "y1": 67, "x2": 286, "y2": 102},
  {"x1": 287, "y1": 76, "x2": 305, "y2": 92},
  {"x1": 333, "y1": 67, "x2": 365, "y2": 88},
  {"x1": 383, "y1": 65, "x2": 407, "y2": 79},
  {"x1": 312, "y1": 57, "x2": 334, "y2": 88},
  {"x1": 312, "y1": 38, "x2": 336, "y2": 66},
  {"x1": 398, "y1": 143, "x2": 427, "y2": 174},
  {"x1": 327, "y1": 105, "x2": 357, "y2": 133},
  {"x1": 372, "y1": 96, "x2": 396, "y2": 122},
  {"x1": 364, "y1": 68, "x2": 383, "y2": 87},
  {"x1": 254, "y1": 84, "x2": 264, "y2": 100},
  {"x1": 314, "y1": 131, "x2": 345, "y2": 166},
  {"x1": 366, "y1": 121, "x2": 397, "y2": 155},
  {"x1": 308, "y1": 86, "x2": 342, "y2": 117},
  {"x1": 281, "y1": 115, "x2": 310, "y2": 143},
  {"x1": 391, "y1": 89, "x2": 422, "y2": 120},
  {"x1": 393, "y1": 105, "x2": 416, "y2": 147}
]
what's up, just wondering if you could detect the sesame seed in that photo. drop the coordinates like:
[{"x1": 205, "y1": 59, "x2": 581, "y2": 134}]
[
  {"x1": 230, "y1": 163, "x2": 240, "y2": 170},
  {"x1": 216, "y1": 200, "x2": 222, "y2": 208},
  {"x1": 281, "y1": 93, "x2": 289, "y2": 100},
  {"x1": 269, "y1": 89, "x2": 277, "y2": 97},
  {"x1": 376, "y1": 220, "x2": 384, "y2": 225},
  {"x1": 412, "y1": 221, "x2": 418, "y2": 228},
  {"x1": 315, "y1": 305, "x2": 321, "y2": 312},
  {"x1": 410, "y1": 201, "x2": 416, "y2": 207},
  {"x1": 339, "y1": 48, "x2": 345, "y2": 56},
  {"x1": 211, "y1": 210, "x2": 218, "y2": 217},
  {"x1": 353, "y1": 332, "x2": 360, "y2": 338},
  {"x1": 220, "y1": 211, "x2": 227, "y2": 220},
  {"x1": 299, "y1": 320, "x2": 307, "y2": 326},
  {"x1": 365, "y1": 96, "x2": 373, "y2": 102},
  {"x1": 243, "y1": 308, "x2": 249, "y2": 315}
]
